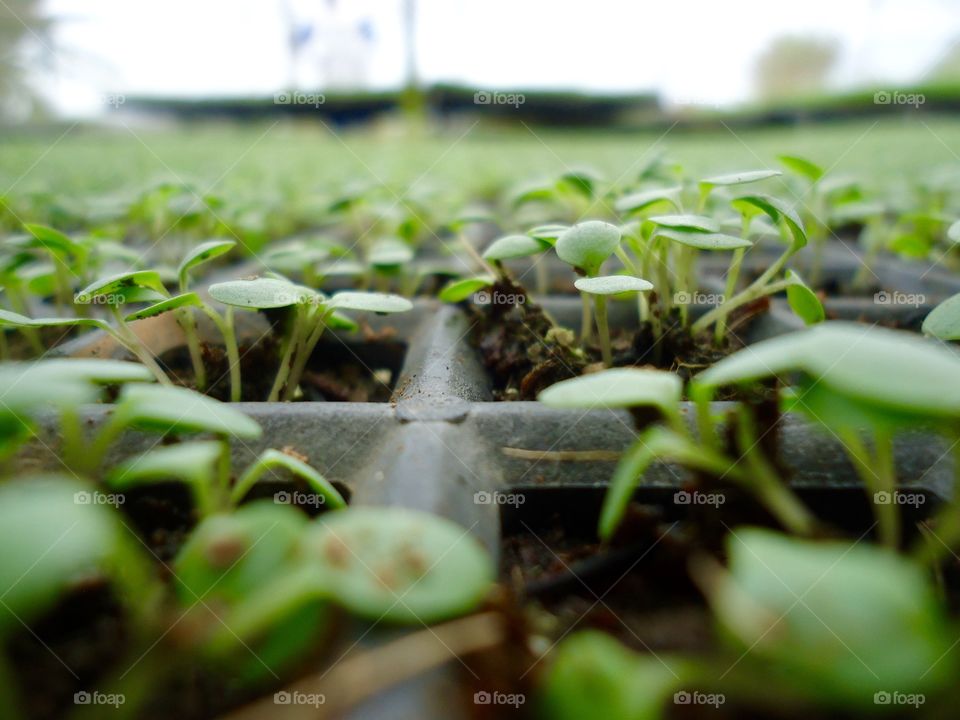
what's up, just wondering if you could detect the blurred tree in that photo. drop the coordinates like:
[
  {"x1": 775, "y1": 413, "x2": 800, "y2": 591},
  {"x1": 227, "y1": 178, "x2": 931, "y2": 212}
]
[
  {"x1": 754, "y1": 35, "x2": 839, "y2": 102},
  {"x1": 0, "y1": 0, "x2": 52, "y2": 119}
]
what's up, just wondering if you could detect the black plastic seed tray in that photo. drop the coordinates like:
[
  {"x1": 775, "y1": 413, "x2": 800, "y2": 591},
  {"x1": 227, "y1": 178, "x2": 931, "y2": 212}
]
[{"x1": 16, "y1": 251, "x2": 960, "y2": 719}]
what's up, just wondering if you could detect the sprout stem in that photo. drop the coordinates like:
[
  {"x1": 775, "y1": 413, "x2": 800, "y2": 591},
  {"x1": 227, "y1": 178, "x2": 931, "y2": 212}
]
[
  {"x1": 594, "y1": 294, "x2": 612, "y2": 367},
  {"x1": 715, "y1": 247, "x2": 745, "y2": 343},
  {"x1": 579, "y1": 292, "x2": 592, "y2": 342},
  {"x1": 691, "y1": 276, "x2": 793, "y2": 339},
  {"x1": 177, "y1": 309, "x2": 207, "y2": 391},
  {"x1": 282, "y1": 307, "x2": 333, "y2": 401},
  {"x1": 267, "y1": 308, "x2": 305, "y2": 402},
  {"x1": 108, "y1": 306, "x2": 172, "y2": 385},
  {"x1": 840, "y1": 428, "x2": 900, "y2": 550}
]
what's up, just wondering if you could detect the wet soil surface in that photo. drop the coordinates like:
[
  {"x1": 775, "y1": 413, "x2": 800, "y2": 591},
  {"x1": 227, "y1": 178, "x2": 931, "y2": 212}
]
[{"x1": 467, "y1": 278, "x2": 768, "y2": 399}]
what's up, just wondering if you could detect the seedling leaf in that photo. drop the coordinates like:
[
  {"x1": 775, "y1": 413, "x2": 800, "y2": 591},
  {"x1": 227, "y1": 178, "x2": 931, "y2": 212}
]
[
  {"x1": 922, "y1": 292, "x2": 960, "y2": 341},
  {"x1": 209, "y1": 278, "x2": 313, "y2": 309},
  {"x1": 306, "y1": 507, "x2": 493, "y2": 623},
  {"x1": 784, "y1": 270, "x2": 824, "y2": 325},
  {"x1": 573, "y1": 275, "x2": 654, "y2": 295},
  {"x1": 538, "y1": 368, "x2": 681, "y2": 414},
  {"x1": 75, "y1": 270, "x2": 168, "y2": 304},
  {"x1": 657, "y1": 228, "x2": 752, "y2": 250},
  {"x1": 178, "y1": 240, "x2": 236, "y2": 285},
  {"x1": 116, "y1": 384, "x2": 262, "y2": 438},
  {"x1": 482, "y1": 234, "x2": 549, "y2": 261},
  {"x1": 732, "y1": 194, "x2": 806, "y2": 248},
  {"x1": 614, "y1": 187, "x2": 682, "y2": 215},
  {"x1": 438, "y1": 275, "x2": 495, "y2": 303},
  {"x1": 124, "y1": 292, "x2": 202, "y2": 321},
  {"x1": 779, "y1": 155, "x2": 825, "y2": 182},
  {"x1": 232, "y1": 449, "x2": 346, "y2": 509},
  {"x1": 649, "y1": 214, "x2": 719, "y2": 233},
  {"x1": 328, "y1": 291, "x2": 413, "y2": 314},
  {"x1": 556, "y1": 221, "x2": 621, "y2": 275}
]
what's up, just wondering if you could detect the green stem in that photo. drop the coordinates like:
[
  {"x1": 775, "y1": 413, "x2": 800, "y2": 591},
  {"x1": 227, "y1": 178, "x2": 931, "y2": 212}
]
[
  {"x1": 5, "y1": 285, "x2": 43, "y2": 354},
  {"x1": 282, "y1": 308, "x2": 332, "y2": 401},
  {"x1": 594, "y1": 294, "x2": 612, "y2": 367},
  {"x1": 840, "y1": 428, "x2": 899, "y2": 550},
  {"x1": 715, "y1": 247, "x2": 745, "y2": 344},
  {"x1": 268, "y1": 308, "x2": 306, "y2": 402},
  {"x1": 691, "y1": 276, "x2": 793, "y2": 338},
  {"x1": 202, "y1": 305, "x2": 241, "y2": 402},
  {"x1": 734, "y1": 406, "x2": 816, "y2": 536},
  {"x1": 177, "y1": 309, "x2": 207, "y2": 391},
  {"x1": 108, "y1": 306, "x2": 172, "y2": 385},
  {"x1": 579, "y1": 291, "x2": 592, "y2": 342}
]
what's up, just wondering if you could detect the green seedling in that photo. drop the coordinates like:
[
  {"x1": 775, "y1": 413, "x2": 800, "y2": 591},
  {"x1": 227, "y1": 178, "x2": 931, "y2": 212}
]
[
  {"x1": 15, "y1": 224, "x2": 89, "y2": 312},
  {"x1": 511, "y1": 167, "x2": 604, "y2": 221},
  {"x1": 437, "y1": 274, "x2": 496, "y2": 303},
  {"x1": 696, "y1": 528, "x2": 954, "y2": 708},
  {"x1": 0, "y1": 359, "x2": 154, "y2": 466},
  {"x1": 72, "y1": 383, "x2": 262, "y2": 478},
  {"x1": 539, "y1": 368, "x2": 816, "y2": 540},
  {"x1": 173, "y1": 501, "x2": 329, "y2": 682},
  {"x1": 541, "y1": 631, "x2": 688, "y2": 720},
  {"x1": 209, "y1": 277, "x2": 412, "y2": 401},
  {"x1": 555, "y1": 221, "x2": 642, "y2": 358},
  {"x1": 693, "y1": 322, "x2": 960, "y2": 550},
  {"x1": 368, "y1": 237, "x2": 415, "y2": 293},
  {"x1": 173, "y1": 503, "x2": 494, "y2": 683},
  {"x1": 573, "y1": 275, "x2": 653, "y2": 366},
  {"x1": 167, "y1": 239, "x2": 237, "y2": 394},
  {"x1": 109, "y1": 442, "x2": 345, "y2": 519},
  {"x1": 481, "y1": 232, "x2": 552, "y2": 297},
  {"x1": 689, "y1": 194, "x2": 823, "y2": 342},
  {"x1": 922, "y1": 291, "x2": 960, "y2": 341},
  {"x1": 0, "y1": 475, "x2": 157, "y2": 719},
  {"x1": 302, "y1": 506, "x2": 494, "y2": 623}
]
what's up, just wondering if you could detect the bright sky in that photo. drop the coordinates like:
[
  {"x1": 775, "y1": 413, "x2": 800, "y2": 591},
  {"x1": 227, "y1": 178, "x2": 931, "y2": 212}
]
[{"x1": 40, "y1": 0, "x2": 960, "y2": 116}]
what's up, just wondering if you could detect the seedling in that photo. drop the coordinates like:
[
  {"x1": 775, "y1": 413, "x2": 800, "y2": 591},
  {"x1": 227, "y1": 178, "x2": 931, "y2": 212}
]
[
  {"x1": 696, "y1": 529, "x2": 954, "y2": 707},
  {"x1": 693, "y1": 322, "x2": 960, "y2": 549},
  {"x1": 109, "y1": 442, "x2": 345, "y2": 519},
  {"x1": 173, "y1": 503, "x2": 494, "y2": 682},
  {"x1": 922, "y1": 291, "x2": 960, "y2": 341},
  {"x1": 209, "y1": 277, "x2": 412, "y2": 401},
  {"x1": 0, "y1": 475, "x2": 158, "y2": 719},
  {"x1": 556, "y1": 221, "x2": 652, "y2": 363},
  {"x1": 538, "y1": 368, "x2": 815, "y2": 539}
]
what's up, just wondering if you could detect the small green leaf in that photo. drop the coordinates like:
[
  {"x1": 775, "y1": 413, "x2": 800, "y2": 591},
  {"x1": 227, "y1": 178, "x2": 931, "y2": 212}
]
[
  {"x1": 178, "y1": 239, "x2": 236, "y2": 285},
  {"x1": 124, "y1": 292, "x2": 203, "y2": 321},
  {"x1": 779, "y1": 155, "x2": 825, "y2": 182},
  {"x1": 110, "y1": 441, "x2": 222, "y2": 489},
  {"x1": 0, "y1": 476, "x2": 144, "y2": 631},
  {"x1": 209, "y1": 278, "x2": 314, "y2": 309},
  {"x1": 923, "y1": 292, "x2": 960, "y2": 341},
  {"x1": 116, "y1": 384, "x2": 262, "y2": 438},
  {"x1": 369, "y1": 238, "x2": 414, "y2": 268},
  {"x1": 175, "y1": 502, "x2": 309, "y2": 603},
  {"x1": 0, "y1": 308, "x2": 112, "y2": 333},
  {"x1": 657, "y1": 228, "x2": 752, "y2": 251},
  {"x1": 526, "y1": 224, "x2": 569, "y2": 244},
  {"x1": 232, "y1": 449, "x2": 347, "y2": 508},
  {"x1": 707, "y1": 529, "x2": 953, "y2": 704},
  {"x1": 21, "y1": 224, "x2": 82, "y2": 256},
  {"x1": 328, "y1": 291, "x2": 413, "y2": 314},
  {"x1": 573, "y1": 275, "x2": 654, "y2": 295},
  {"x1": 305, "y1": 507, "x2": 493, "y2": 623},
  {"x1": 438, "y1": 275, "x2": 495, "y2": 303},
  {"x1": 542, "y1": 631, "x2": 686, "y2": 720},
  {"x1": 784, "y1": 270, "x2": 824, "y2": 325},
  {"x1": 75, "y1": 270, "x2": 168, "y2": 304},
  {"x1": 614, "y1": 187, "x2": 682, "y2": 215},
  {"x1": 538, "y1": 368, "x2": 681, "y2": 414},
  {"x1": 700, "y1": 169, "x2": 781, "y2": 190},
  {"x1": 732, "y1": 194, "x2": 806, "y2": 249},
  {"x1": 649, "y1": 214, "x2": 719, "y2": 233},
  {"x1": 693, "y1": 322, "x2": 960, "y2": 424},
  {"x1": 482, "y1": 234, "x2": 549, "y2": 261},
  {"x1": 556, "y1": 221, "x2": 621, "y2": 275}
]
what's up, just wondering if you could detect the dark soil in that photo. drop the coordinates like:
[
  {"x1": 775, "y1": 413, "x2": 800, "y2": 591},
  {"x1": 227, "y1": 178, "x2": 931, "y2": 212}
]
[{"x1": 467, "y1": 278, "x2": 767, "y2": 400}]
